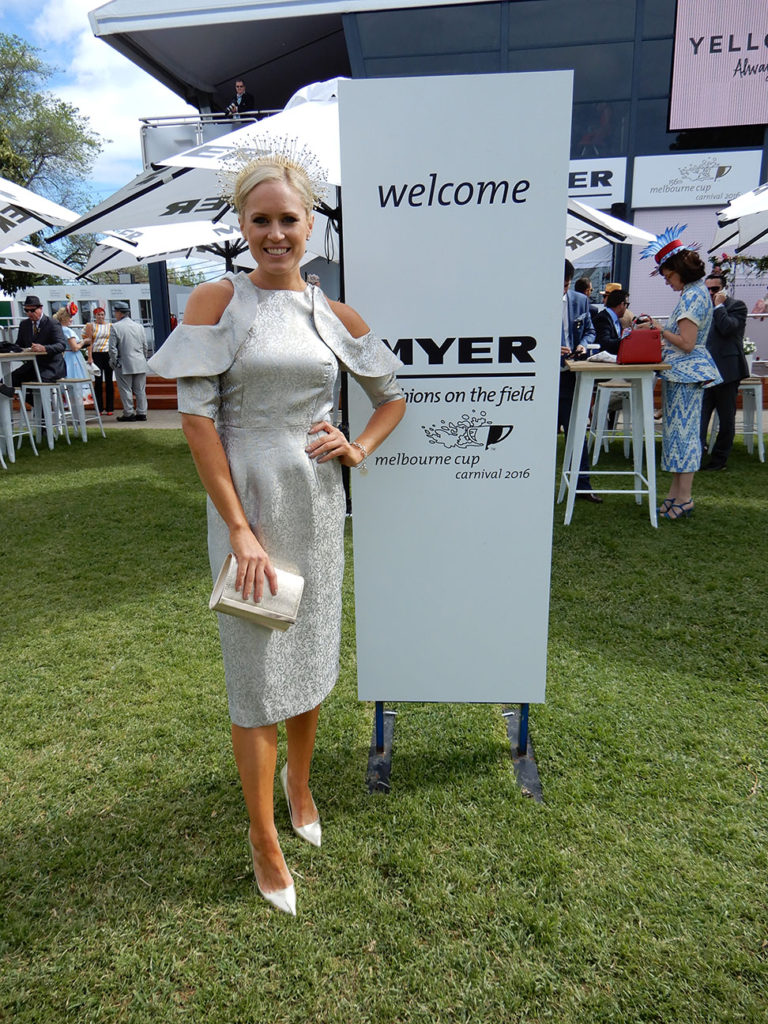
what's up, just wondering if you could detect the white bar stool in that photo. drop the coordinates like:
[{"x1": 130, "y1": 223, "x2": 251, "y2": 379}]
[
  {"x1": 0, "y1": 389, "x2": 39, "y2": 460},
  {"x1": 588, "y1": 382, "x2": 633, "y2": 464},
  {"x1": 20, "y1": 381, "x2": 71, "y2": 449},
  {"x1": 61, "y1": 353, "x2": 105, "y2": 441}
]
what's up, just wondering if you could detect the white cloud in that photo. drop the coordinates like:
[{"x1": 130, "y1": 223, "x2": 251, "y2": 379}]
[{"x1": 28, "y1": 0, "x2": 197, "y2": 202}]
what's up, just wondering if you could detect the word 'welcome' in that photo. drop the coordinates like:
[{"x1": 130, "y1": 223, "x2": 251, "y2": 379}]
[{"x1": 378, "y1": 173, "x2": 529, "y2": 208}]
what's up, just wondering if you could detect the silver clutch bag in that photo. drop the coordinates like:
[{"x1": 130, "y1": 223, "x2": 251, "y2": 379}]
[{"x1": 209, "y1": 553, "x2": 304, "y2": 631}]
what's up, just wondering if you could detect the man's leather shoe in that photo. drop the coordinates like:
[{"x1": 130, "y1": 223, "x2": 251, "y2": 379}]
[
  {"x1": 702, "y1": 461, "x2": 726, "y2": 471},
  {"x1": 0, "y1": 382, "x2": 14, "y2": 399},
  {"x1": 116, "y1": 414, "x2": 137, "y2": 422},
  {"x1": 134, "y1": 414, "x2": 147, "y2": 421},
  {"x1": 576, "y1": 492, "x2": 603, "y2": 504}
]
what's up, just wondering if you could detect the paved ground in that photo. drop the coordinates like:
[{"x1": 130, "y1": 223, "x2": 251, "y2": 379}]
[{"x1": 101, "y1": 409, "x2": 183, "y2": 429}]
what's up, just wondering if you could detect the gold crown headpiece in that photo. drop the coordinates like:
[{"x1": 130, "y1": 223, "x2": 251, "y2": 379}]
[{"x1": 218, "y1": 138, "x2": 329, "y2": 210}]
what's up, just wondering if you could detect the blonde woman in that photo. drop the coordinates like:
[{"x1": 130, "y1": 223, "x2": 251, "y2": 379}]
[
  {"x1": 53, "y1": 306, "x2": 91, "y2": 402},
  {"x1": 149, "y1": 147, "x2": 405, "y2": 914}
]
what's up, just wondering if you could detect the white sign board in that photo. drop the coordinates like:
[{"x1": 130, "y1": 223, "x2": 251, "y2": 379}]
[
  {"x1": 339, "y1": 73, "x2": 572, "y2": 703},
  {"x1": 632, "y1": 150, "x2": 761, "y2": 209}
]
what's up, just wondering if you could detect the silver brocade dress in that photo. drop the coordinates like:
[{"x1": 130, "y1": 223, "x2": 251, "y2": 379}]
[{"x1": 148, "y1": 273, "x2": 403, "y2": 727}]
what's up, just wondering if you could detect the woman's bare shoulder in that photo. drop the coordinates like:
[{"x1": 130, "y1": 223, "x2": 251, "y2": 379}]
[
  {"x1": 183, "y1": 278, "x2": 235, "y2": 326},
  {"x1": 327, "y1": 299, "x2": 370, "y2": 339}
]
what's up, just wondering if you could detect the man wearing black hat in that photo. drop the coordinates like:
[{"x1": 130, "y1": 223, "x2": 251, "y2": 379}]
[
  {"x1": 0, "y1": 294, "x2": 66, "y2": 399},
  {"x1": 109, "y1": 301, "x2": 150, "y2": 422}
]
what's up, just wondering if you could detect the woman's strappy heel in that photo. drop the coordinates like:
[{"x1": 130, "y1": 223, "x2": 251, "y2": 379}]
[{"x1": 663, "y1": 499, "x2": 694, "y2": 520}]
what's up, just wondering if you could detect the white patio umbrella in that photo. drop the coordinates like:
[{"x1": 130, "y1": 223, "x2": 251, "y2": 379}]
[
  {"x1": 76, "y1": 214, "x2": 334, "y2": 278},
  {"x1": 565, "y1": 199, "x2": 656, "y2": 258},
  {"x1": 47, "y1": 79, "x2": 346, "y2": 245},
  {"x1": 47, "y1": 164, "x2": 235, "y2": 239},
  {"x1": 161, "y1": 77, "x2": 344, "y2": 187},
  {"x1": 78, "y1": 221, "x2": 250, "y2": 277},
  {"x1": 709, "y1": 181, "x2": 768, "y2": 255},
  {"x1": 0, "y1": 243, "x2": 79, "y2": 280},
  {"x1": 0, "y1": 177, "x2": 78, "y2": 248},
  {"x1": 47, "y1": 82, "x2": 341, "y2": 259}
]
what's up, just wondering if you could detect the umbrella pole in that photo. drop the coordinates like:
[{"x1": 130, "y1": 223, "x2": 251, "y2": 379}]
[
  {"x1": 327, "y1": 192, "x2": 351, "y2": 514},
  {"x1": 148, "y1": 261, "x2": 172, "y2": 352}
]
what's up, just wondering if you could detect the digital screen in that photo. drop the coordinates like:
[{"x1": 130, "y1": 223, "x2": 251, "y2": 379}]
[{"x1": 669, "y1": 0, "x2": 768, "y2": 130}]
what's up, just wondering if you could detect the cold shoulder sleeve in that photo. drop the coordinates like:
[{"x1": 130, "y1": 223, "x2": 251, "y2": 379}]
[
  {"x1": 310, "y1": 287, "x2": 404, "y2": 406},
  {"x1": 148, "y1": 274, "x2": 263, "y2": 419},
  {"x1": 147, "y1": 274, "x2": 262, "y2": 380}
]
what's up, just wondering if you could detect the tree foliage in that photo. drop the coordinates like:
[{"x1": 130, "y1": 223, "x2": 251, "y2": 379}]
[
  {"x1": 711, "y1": 252, "x2": 768, "y2": 284},
  {"x1": 0, "y1": 123, "x2": 29, "y2": 186},
  {"x1": 0, "y1": 122, "x2": 38, "y2": 294},
  {"x1": 0, "y1": 34, "x2": 102, "y2": 203},
  {"x1": 0, "y1": 33, "x2": 103, "y2": 292}
]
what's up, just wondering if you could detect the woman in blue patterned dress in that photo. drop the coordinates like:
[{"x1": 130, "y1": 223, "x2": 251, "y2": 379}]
[{"x1": 641, "y1": 227, "x2": 721, "y2": 520}]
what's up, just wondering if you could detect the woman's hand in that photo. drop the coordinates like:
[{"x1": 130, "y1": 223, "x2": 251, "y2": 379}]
[
  {"x1": 306, "y1": 421, "x2": 358, "y2": 466},
  {"x1": 181, "y1": 412, "x2": 278, "y2": 603},
  {"x1": 229, "y1": 524, "x2": 278, "y2": 602}
]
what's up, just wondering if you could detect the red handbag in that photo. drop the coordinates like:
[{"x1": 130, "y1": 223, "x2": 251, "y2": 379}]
[{"x1": 617, "y1": 328, "x2": 662, "y2": 364}]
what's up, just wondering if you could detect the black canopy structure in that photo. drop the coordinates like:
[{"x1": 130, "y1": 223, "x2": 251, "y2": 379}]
[{"x1": 88, "y1": 0, "x2": 465, "y2": 113}]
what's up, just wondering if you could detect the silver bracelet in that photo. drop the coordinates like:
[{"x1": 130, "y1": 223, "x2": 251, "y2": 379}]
[{"x1": 350, "y1": 440, "x2": 369, "y2": 476}]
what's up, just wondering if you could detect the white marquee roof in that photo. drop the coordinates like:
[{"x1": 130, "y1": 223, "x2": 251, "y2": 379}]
[{"x1": 88, "y1": 0, "x2": 470, "y2": 110}]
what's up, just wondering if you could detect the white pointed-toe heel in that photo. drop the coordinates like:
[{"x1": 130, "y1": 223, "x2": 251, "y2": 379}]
[
  {"x1": 248, "y1": 834, "x2": 296, "y2": 916},
  {"x1": 280, "y1": 764, "x2": 322, "y2": 848}
]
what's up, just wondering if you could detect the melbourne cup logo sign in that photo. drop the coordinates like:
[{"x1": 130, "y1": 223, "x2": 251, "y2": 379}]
[
  {"x1": 632, "y1": 151, "x2": 762, "y2": 209},
  {"x1": 375, "y1": 333, "x2": 538, "y2": 478}
]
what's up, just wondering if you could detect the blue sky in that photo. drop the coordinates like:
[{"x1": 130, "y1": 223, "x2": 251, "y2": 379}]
[{"x1": 0, "y1": 0, "x2": 196, "y2": 206}]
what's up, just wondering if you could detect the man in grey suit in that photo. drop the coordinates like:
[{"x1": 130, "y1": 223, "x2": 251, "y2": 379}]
[
  {"x1": 699, "y1": 274, "x2": 749, "y2": 470},
  {"x1": 109, "y1": 302, "x2": 150, "y2": 422}
]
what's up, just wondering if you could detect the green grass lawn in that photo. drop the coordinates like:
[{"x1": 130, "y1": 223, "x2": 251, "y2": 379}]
[{"x1": 1, "y1": 430, "x2": 766, "y2": 1023}]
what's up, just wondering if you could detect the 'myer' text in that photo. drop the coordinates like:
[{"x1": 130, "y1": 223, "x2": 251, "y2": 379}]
[{"x1": 382, "y1": 336, "x2": 537, "y2": 365}]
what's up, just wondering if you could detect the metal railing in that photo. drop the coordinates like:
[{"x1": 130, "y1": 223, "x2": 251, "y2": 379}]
[{"x1": 139, "y1": 110, "x2": 280, "y2": 169}]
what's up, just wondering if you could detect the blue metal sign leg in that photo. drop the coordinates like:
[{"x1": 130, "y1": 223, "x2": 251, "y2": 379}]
[
  {"x1": 517, "y1": 703, "x2": 529, "y2": 756},
  {"x1": 375, "y1": 700, "x2": 384, "y2": 753},
  {"x1": 367, "y1": 701, "x2": 396, "y2": 793},
  {"x1": 503, "y1": 703, "x2": 543, "y2": 803}
]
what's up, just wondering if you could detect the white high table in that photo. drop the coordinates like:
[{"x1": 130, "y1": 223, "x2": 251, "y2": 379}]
[
  {"x1": 558, "y1": 360, "x2": 669, "y2": 527},
  {"x1": 0, "y1": 351, "x2": 40, "y2": 464}
]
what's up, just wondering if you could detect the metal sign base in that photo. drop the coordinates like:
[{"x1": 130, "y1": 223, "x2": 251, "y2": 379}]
[
  {"x1": 503, "y1": 704, "x2": 543, "y2": 803},
  {"x1": 366, "y1": 702, "x2": 396, "y2": 793},
  {"x1": 365, "y1": 702, "x2": 543, "y2": 802}
]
